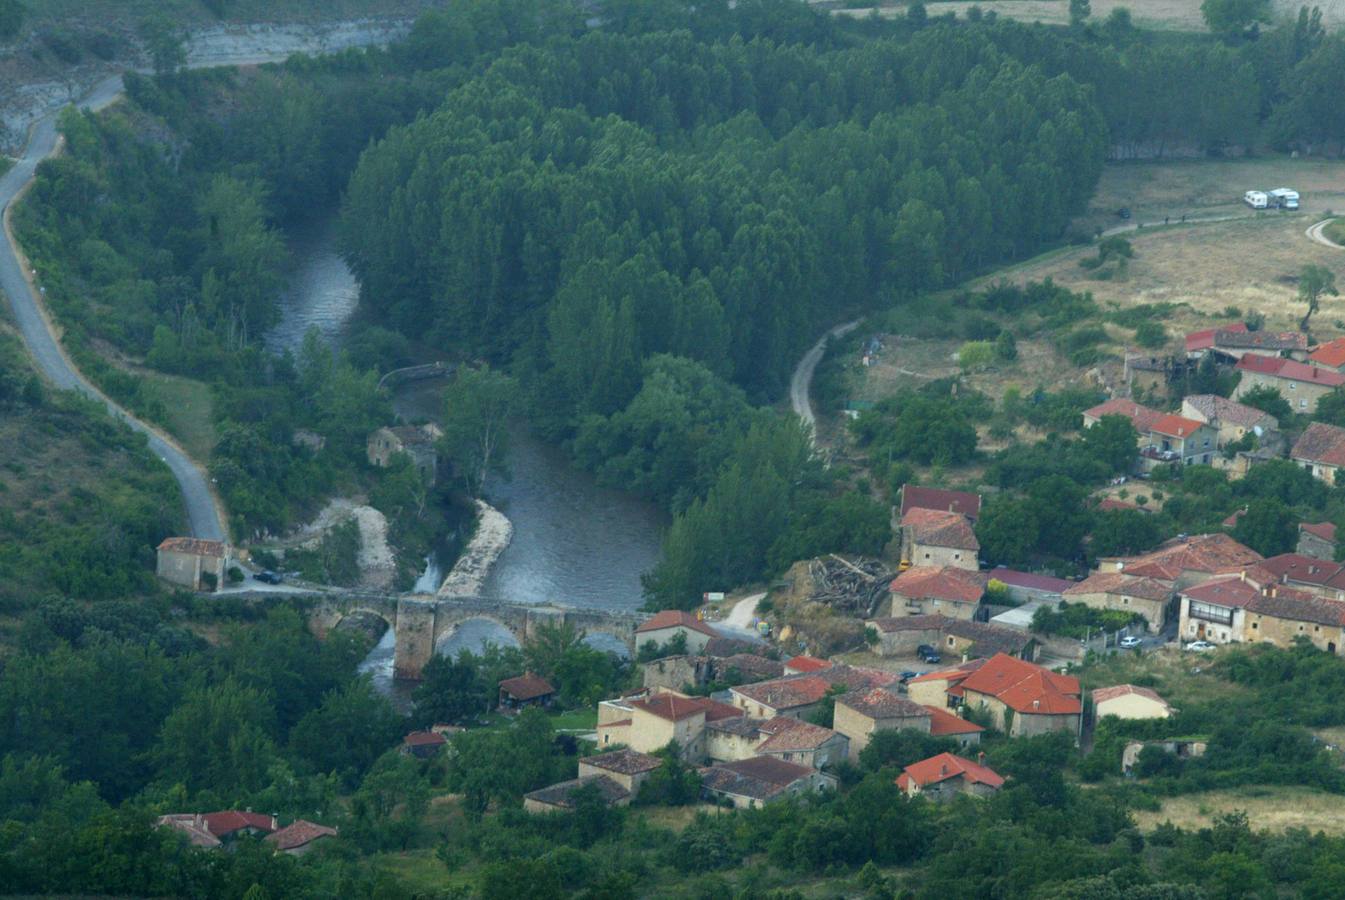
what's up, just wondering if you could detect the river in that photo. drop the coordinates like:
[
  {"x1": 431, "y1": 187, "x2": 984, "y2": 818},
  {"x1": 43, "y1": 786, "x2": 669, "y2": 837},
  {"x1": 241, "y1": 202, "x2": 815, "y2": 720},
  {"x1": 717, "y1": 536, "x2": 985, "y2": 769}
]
[{"x1": 266, "y1": 215, "x2": 667, "y2": 697}]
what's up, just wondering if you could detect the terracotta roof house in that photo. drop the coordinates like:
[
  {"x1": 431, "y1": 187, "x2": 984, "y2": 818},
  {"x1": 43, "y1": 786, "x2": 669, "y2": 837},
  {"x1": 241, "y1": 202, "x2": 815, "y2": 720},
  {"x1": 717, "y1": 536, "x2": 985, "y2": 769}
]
[
  {"x1": 155, "y1": 537, "x2": 229, "y2": 592},
  {"x1": 1063, "y1": 572, "x2": 1175, "y2": 633},
  {"x1": 1299, "y1": 522, "x2": 1339, "y2": 561},
  {"x1": 904, "y1": 658, "x2": 989, "y2": 708},
  {"x1": 900, "y1": 508, "x2": 980, "y2": 571},
  {"x1": 636, "y1": 610, "x2": 722, "y2": 654},
  {"x1": 1214, "y1": 329, "x2": 1309, "y2": 357},
  {"x1": 900, "y1": 485, "x2": 982, "y2": 521},
  {"x1": 896, "y1": 752, "x2": 1004, "y2": 801},
  {"x1": 1252, "y1": 552, "x2": 1343, "y2": 590},
  {"x1": 1142, "y1": 414, "x2": 1217, "y2": 467},
  {"x1": 1310, "y1": 337, "x2": 1345, "y2": 372},
  {"x1": 1185, "y1": 322, "x2": 1248, "y2": 356},
  {"x1": 730, "y1": 675, "x2": 834, "y2": 720},
  {"x1": 1092, "y1": 685, "x2": 1172, "y2": 720},
  {"x1": 578, "y1": 749, "x2": 664, "y2": 793},
  {"x1": 699, "y1": 756, "x2": 836, "y2": 809},
  {"x1": 715, "y1": 654, "x2": 785, "y2": 682},
  {"x1": 1234, "y1": 355, "x2": 1345, "y2": 414},
  {"x1": 1181, "y1": 394, "x2": 1279, "y2": 448},
  {"x1": 957, "y1": 653, "x2": 1082, "y2": 739},
  {"x1": 402, "y1": 730, "x2": 448, "y2": 758},
  {"x1": 753, "y1": 717, "x2": 850, "y2": 769},
  {"x1": 924, "y1": 704, "x2": 985, "y2": 747},
  {"x1": 833, "y1": 688, "x2": 933, "y2": 761},
  {"x1": 201, "y1": 811, "x2": 277, "y2": 840},
  {"x1": 1102, "y1": 533, "x2": 1262, "y2": 588},
  {"x1": 887, "y1": 566, "x2": 988, "y2": 620},
  {"x1": 156, "y1": 814, "x2": 223, "y2": 849},
  {"x1": 1081, "y1": 398, "x2": 1164, "y2": 435},
  {"x1": 784, "y1": 655, "x2": 832, "y2": 675},
  {"x1": 624, "y1": 692, "x2": 744, "y2": 760},
  {"x1": 265, "y1": 820, "x2": 338, "y2": 856},
  {"x1": 1175, "y1": 575, "x2": 1320, "y2": 646},
  {"x1": 524, "y1": 775, "x2": 630, "y2": 813},
  {"x1": 1292, "y1": 422, "x2": 1345, "y2": 484},
  {"x1": 1244, "y1": 590, "x2": 1345, "y2": 655},
  {"x1": 499, "y1": 673, "x2": 555, "y2": 712}
]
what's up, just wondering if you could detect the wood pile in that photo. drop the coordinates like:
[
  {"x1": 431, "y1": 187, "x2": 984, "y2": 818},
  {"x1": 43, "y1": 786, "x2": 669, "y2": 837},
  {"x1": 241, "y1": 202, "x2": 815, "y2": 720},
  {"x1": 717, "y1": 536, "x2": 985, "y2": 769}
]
[{"x1": 804, "y1": 554, "x2": 892, "y2": 619}]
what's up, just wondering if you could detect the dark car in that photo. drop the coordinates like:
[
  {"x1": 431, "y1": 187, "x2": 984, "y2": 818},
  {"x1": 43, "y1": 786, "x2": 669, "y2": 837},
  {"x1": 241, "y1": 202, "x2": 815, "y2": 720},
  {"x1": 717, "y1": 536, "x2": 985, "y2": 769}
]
[
  {"x1": 916, "y1": 644, "x2": 937, "y2": 657},
  {"x1": 256, "y1": 570, "x2": 283, "y2": 585},
  {"x1": 1117, "y1": 207, "x2": 1131, "y2": 219},
  {"x1": 917, "y1": 644, "x2": 942, "y2": 664},
  {"x1": 899, "y1": 670, "x2": 919, "y2": 682}
]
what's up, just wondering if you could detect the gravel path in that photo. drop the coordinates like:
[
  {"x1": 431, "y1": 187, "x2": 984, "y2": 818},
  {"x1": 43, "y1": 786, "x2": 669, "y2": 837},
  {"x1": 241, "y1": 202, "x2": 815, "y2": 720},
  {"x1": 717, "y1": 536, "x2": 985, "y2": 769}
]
[
  {"x1": 1306, "y1": 219, "x2": 1345, "y2": 250},
  {"x1": 790, "y1": 320, "x2": 860, "y2": 441}
]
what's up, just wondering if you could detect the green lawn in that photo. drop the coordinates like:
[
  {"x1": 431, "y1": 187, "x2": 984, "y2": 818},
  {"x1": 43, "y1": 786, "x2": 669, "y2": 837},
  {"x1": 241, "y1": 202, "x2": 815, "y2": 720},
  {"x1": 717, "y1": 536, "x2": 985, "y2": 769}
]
[
  {"x1": 138, "y1": 370, "x2": 217, "y2": 460},
  {"x1": 1326, "y1": 218, "x2": 1345, "y2": 246},
  {"x1": 551, "y1": 708, "x2": 598, "y2": 731}
]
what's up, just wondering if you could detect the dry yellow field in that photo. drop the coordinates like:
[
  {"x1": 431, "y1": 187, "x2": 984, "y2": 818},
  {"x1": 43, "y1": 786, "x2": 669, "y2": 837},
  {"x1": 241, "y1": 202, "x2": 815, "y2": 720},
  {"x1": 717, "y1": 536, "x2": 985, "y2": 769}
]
[{"x1": 1134, "y1": 787, "x2": 1345, "y2": 835}]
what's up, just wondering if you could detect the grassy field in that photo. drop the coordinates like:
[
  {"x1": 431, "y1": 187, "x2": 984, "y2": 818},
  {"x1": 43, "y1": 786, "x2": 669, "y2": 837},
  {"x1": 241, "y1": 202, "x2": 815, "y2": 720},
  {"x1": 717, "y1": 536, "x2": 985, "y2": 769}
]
[
  {"x1": 836, "y1": 0, "x2": 1345, "y2": 33},
  {"x1": 1134, "y1": 786, "x2": 1345, "y2": 835},
  {"x1": 1326, "y1": 218, "x2": 1345, "y2": 246},
  {"x1": 137, "y1": 370, "x2": 217, "y2": 461},
  {"x1": 1078, "y1": 646, "x2": 1251, "y2": 708},
  {"x1": 976, "y1": 157, "x2": 1345, "y2": 338}
]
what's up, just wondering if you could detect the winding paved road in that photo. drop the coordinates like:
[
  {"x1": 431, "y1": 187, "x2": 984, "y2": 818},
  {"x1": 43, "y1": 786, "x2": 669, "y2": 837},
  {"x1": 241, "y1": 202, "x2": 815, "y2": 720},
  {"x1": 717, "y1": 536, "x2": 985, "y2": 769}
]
[
  {"x1": 790, "y1": 319, "x2": 860, "y2": 439},
  {"x1": 0, "y1": 35, "x2": 406, "y2": 543}
]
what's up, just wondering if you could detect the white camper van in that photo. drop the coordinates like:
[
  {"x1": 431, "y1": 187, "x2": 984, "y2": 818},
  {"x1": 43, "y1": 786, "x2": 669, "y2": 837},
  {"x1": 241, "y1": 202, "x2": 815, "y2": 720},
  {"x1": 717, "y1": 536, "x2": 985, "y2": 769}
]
[
  {"x1": 1244, "y1": 190, "x2": 1269, "y2": 209},
  {"x1": 1269, "y1": 188, "x2": 1300, "y2": 210}
]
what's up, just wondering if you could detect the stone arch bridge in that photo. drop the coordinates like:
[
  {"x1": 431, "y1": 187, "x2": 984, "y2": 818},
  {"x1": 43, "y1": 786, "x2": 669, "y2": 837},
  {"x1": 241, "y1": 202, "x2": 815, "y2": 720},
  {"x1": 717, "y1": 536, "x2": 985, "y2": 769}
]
[{"x1": 304, "y1": 592, "x2": 645, "y2": 680}]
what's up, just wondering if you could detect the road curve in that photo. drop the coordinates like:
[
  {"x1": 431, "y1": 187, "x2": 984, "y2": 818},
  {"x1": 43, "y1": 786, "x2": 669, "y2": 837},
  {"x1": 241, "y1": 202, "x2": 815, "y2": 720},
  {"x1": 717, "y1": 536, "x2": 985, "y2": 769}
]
[
  {"x1": 1307, "y1": 219, "x2": 1345, "y2": 250},
  {"x1": 0, "y1": 35, "x2": 407, "y2": 543},
  {"x1": 791, "y1": 319, "x2": 860, "y2": 439}
]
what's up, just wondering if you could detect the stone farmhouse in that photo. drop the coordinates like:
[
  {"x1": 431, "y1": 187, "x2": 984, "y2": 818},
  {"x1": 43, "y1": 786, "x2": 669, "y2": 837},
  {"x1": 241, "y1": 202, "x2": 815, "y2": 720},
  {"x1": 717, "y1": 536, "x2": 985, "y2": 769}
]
[
  {"x1": 156, "y1": 537, "x2": 229, "y2": 592},
  {"x1": 896, "y1": 752, "x2": 1004, "y2": 802}
]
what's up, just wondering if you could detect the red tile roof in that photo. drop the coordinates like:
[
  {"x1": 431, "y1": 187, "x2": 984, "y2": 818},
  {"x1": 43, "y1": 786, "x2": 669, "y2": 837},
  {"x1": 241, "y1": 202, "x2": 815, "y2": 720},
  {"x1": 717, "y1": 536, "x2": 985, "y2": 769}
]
[
  {"x1": 1097, "y1": 498, "x2": 1140, "y2": 512},
  {"x1": 1217, "y1": 329, "x2": 1308, "y2": 352},
  {"x1": 581, "y1": 749, "x2": 664, "y2": 776},
  {"x1": 1301, "y1": 522, "x2": 1338, "y2": 544},
  {"x1": 1182, "y1": 394, "x2": 1278, "y2": 429},
  {"x1": 1064, "y1": 572, "x2": 1173, "y2": 603},
  {"x1": 499, "y1": 673, "x2": 555, "y2": 701},
  {"x1": 1236, "y1": 354, "x2": 1345, "y2": 386},
  {"x1": 265, "y1": 820, "x2": 337, "y2": 851},
  {"x1": 889, "y1": 566, "x2": 987, "y2": 604},
  {"x1": 1180, "y1": 576, "x2": 1258, "y2": 608},
  {"x1": 732, "y1": 675, "x2": 834, "y2": 711},
  {"x1": 1310, "y1": 337, "x2": 1345, "y2": 369},
  {"x1": 636, "y1": 610, "x2": 720, "y2": 638},
  {"x1": 1185, "y1": 322, "x2": 1248, "y2": 353},
  {"x1": 784, "y1": 655, "x2": 832, "y2": 674},
  {"x1": 157, "y1": 537, "x2": 228, "y2": 556},
  {"x1": 1246, "y1": 590, "x2": 1345, "y2": 627},
  {"x1": 902, "y1": 507, "x2": 980, "y2": 551},
  {"x1": 924, "y1": 705, "x2": 984, "y2": 736},
  {"x1": 403, "y1": 730, "x2": 447, "y2": 748},
  {"x1": 987, "y1": 568, "x2": 1075, "y2": 593},
  {"x1": 1082, "y1": 398, "x2": 1164, "y2": 433},
  {"x1": 1092, "y1": 684, "x2": 1170, "y2": 710},
  {"x1": 897, "y1": 752, "x2": 1003, "y2": 791},
  {"x1": 1292, "y1": 422, "x2": 1345, "y2": 468},
  {"x1": 1149, "y1": 414, "x2": 1208, "y2": 439},
  {"x1": 906, "y1": 658, "x2": 987, "y2": 687},
  {"x1": 1119, "y1": 534, "x2": 1261, "y2": 581},
  {"x1": 631, "y1": 693, "x2": 742, "y2": 723},
  {"x1": 755, "y1": 717, "x2": 843, "y2": 753},
  {"x1": 958, "y1": 653, "x2": 1081, "y2": 715},
  {"x1": 900, "y1": 485, "x2": 982, "y2": 521},
  {"x1": 1251, "y1": 553, "x2": 1341, "y2": 586},
  {"x1": 201, "y1": 811, "x2": 277, "y2": 837},
  {"x1": 837, "y1": 688, "x2": 931, "y2": 721}
]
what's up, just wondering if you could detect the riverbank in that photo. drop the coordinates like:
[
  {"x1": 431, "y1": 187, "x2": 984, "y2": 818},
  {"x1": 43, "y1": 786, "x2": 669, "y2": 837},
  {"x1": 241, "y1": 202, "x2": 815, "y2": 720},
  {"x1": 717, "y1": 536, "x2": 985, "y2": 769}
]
[{"x1": 437, "y1": 500, "x2": 512, "y2": 598}]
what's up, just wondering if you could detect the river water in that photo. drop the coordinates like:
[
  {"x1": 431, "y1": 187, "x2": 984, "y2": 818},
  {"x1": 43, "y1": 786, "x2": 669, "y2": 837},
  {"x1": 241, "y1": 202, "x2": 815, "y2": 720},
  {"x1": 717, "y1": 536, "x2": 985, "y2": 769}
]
[{"x1": 266, "y1": 216, "x2": 666, "y2": 696}]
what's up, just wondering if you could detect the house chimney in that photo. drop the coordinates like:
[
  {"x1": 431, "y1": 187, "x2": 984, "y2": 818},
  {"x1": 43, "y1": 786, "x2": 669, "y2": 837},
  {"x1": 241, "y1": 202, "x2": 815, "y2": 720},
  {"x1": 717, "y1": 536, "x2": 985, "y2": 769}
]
[
  {"x1": 1033, "y1": 699, "x2": 1040, "y2": 710},
  {"x1": 940, "y1": 763, "x2": 948, "y2": 776},
  {"x1": 978, "y1": 752, "x2": 986, "y2": 766}
]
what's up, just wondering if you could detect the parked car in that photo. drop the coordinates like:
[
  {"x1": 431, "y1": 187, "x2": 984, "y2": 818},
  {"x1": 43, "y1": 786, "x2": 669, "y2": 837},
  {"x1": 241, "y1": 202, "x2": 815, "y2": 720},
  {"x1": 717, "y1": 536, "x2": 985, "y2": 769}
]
[
  {"x1": 899, "y1": 670, "x2": 919, "y2": 682},
  {"x1": 256, "y1": 571, "x2": 283, "y2": 585},
  {"x1": 1184, "y1": 640, "x2": 1215, "y2": 652},
  {"x1": 917, "y1": 646, "x2": 942, "y2": 664},
  {"x1": 1119, "y1": 636, "x2": 1142, "y2": 650},
  {"x1": 1116, "y1": 207, "x2": 1131, "y2": 219}
]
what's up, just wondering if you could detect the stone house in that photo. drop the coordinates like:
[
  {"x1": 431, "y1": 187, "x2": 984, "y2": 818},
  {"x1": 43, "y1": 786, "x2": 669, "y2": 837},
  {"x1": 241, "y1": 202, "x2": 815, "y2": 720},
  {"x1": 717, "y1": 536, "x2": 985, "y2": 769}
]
[
  {"x1": 1176, "y1": 576, "x2": 1255, "y2": 645},
  {"x1": 904, "y1": 659, "x2": 988, "y2": 708},
  {"x1": 1097, "y1": 533, "x2": 1262, "y2": 590},
  {"x1": 752, "y1": 718, "x2": 849, "y2": 770},
  {"x1": 899, "y1": 508, "x2": 980, "y2": 570},
  {"x1": 640, "y1": 655, "x2": 710, "y2": 692},
  {"x1": 577, "y1": 749, "x2": 663, "y2": 794},
  {"x1": 865, "y1": 614, "x2": 1039, "y2": 661},
  {"x1": 524, "y1": 775, "x2": 630, "y2": 813},
  {"x1": 926, "y1": 704, "x2": 985, "y2": 748},
  {"x1": 833, "y1": 689, "x2": 931, "y2": 761},
  {"x1": 1180, "y1": 394, "x2": 1278, "y2": 448},
  {"x1": 635, "y1": 610, "x2": 722, "y2": 655},
  {"x1": 1062, "y1": 572, "x2": 1175, "y2": 633},
  {"x1": 366, "y1": 423, "x2": 443, "y2": 483},
  {"x1": 699, "y1": 756, "x2": 836, "y2": 809},
  {"x1": 1309, "y1": 337, "x2": 1345, "y2": 373},
  {"x1": 1081, "y1": 398, "x2": 1163, "y2": 438},
  {"x1": 1233, "y1": 356, "x2": 1344, "y2": 414},
  {"x1": 264, "y1": 820, "x2": 338, "y2": 856},
  {"x1": 1206, "y1": 328, "x2": 1308, "y2": 362},
  {"x1": 899, "y1": 485, "x2": 982, "y2": 521},
  {"x1": 1092, "y1": 684, "x2": 1172, "y2": 721},
  {"x1": 784, "y1": 655, "x2": 832, "y2": 675},
  {"x1": 1122, "y1": 739, "x2": 1207, "y2": 776},
  {"x1": 1184, "y1": 322, "x2": 1248, "y2": 360},
  {"x1": 956, "y1": 653, "x2": 1082, "y2": 739},
  {"x1": 705, "y1": 717, "x2": 769, "y2": 763},
  {"x1": 1298, "y1": 522, "x2": 1338, "y2": 561},
  {"x1": 401, "y1": 731, "x2": 447, "y2": 758},
  {"x1": 896, "y1": 752, "x2": 1003, "y2": 801},
  {"x1": 498, "y1": 673, "x2": 555, "y2": 713},
  {"x1": 1243, "y1": 590, "x2": 1345, "y2": 655},
  {"x1": 885, "y1": 566, "x2": 987, "y2": 620},
  {"x1": 1291, "y1": 422, "x2": 1345, "y2": 485},
  {"x1": 156, "y1": 537, "x2": 229, "y2": 592},
  {"x1": 156, "y1": 811, "x2": 278, "y2": 849},
  {"x1": 1142, "y1": 414, "x2": 1217, "y2": 467},
  {"x1": 730, "y1": 675, "x2": 833, "y2": 721},
  {"x1": 617, "y1": 692, "x2": 743, "y2": 760}
]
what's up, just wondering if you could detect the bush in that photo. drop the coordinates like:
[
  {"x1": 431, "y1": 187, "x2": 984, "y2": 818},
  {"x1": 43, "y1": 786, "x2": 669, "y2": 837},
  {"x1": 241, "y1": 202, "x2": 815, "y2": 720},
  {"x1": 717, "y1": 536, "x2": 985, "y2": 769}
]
[{"x1": 1134, "y1": 321, "x2": 1168, "y2": 349}]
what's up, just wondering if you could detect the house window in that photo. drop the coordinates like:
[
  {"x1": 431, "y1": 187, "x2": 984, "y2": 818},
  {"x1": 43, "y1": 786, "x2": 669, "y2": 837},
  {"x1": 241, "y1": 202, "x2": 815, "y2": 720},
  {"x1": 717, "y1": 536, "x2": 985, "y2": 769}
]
[
  {"x1": 1122, "y1": 597, "x2": 1130, "y2": 605},
  {"x1": 1251, "y1": 622, "x2": 1258, "y2": 630},
  {"x1": 1300, "y1": 625, "x2": 1305, "y2": 632},
  {"x1": 1316, "y1": 626, "x2": 1321, "y2": 632},
  {"x1": 924, "y1": 553, "x2": 931, "y2": 559}
]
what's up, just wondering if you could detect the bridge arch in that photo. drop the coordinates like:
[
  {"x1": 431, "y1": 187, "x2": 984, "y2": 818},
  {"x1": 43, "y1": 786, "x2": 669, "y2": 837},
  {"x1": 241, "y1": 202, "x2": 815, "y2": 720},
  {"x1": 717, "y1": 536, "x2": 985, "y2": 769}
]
[{"x1": 433, "y1": 615, "x2": 522, "y2": 658}]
